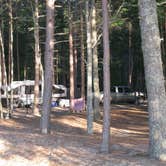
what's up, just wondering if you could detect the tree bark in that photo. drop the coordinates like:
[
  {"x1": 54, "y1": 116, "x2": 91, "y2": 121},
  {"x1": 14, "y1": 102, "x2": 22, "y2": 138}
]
[
  {"x1": 86, "y1": 0, "x2": 93, "y2": 134},
  {"x1": 33, "y1": 0, "x2": 41, "y2": 116},
  {"x1": 139, "y1": 0, "x2": 166, "y2": 161},
  {"x1": 91, "y1": 0, "x2": 101, "y2": 120},
  {"x1": 69, "y1": 0, "x2": 75, "y2": 110},
  {"x1": 0, "y1": 37, "x2": 3, "y2": 118},
  {"x1": 0, "y1": 24, "x2": 9, "y2": 117},
  {"x1": 41, "y1": 0, "x2": 55, "y2": 134},
  {"x1": 8, "y1": 0, "x2": 13, "y2": 117},
  {"x1": 128, "y1": 22, "x2": 133, "y2": 87},
  {"x1": 164, "y1": 10, "x2": 166, "y2": 55},
  {"x1": 80, "y1": 6, "x2": 85, "y2": 100},
  {"x1": 73, "y1": 1, "x2": 78, "y2": 97},
  {"x1": 16, "y1": 32, "x2": 20, "y2": 81},
  {"x1": 15, "y1": 3, "x2": 20, "y2": 81},
  {"x1": 100, "y1": 0, "x2": 111, "y2": 153},
  {"x1": 73, "y1": 32, "x2": 77, "y2": 97}
]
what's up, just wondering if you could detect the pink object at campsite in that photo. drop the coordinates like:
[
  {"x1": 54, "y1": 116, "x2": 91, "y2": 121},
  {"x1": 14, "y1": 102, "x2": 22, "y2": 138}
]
[{"x1": 71, "y1": 98, "x2": 85, "y2": 112}]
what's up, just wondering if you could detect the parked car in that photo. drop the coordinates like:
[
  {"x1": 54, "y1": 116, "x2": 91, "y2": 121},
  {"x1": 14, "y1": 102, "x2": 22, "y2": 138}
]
[
  {"x1": 100, "y1": 86, "x2": 145, "y2": 104},
  {"x1": 1, "y1": 80, "x2": 67, "y2": 108}
]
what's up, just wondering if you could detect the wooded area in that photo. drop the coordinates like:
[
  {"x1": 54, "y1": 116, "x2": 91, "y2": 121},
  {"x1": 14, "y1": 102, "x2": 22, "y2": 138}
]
[{"x1": 0, "y1": 0, "x2": 166, "y2": 165}]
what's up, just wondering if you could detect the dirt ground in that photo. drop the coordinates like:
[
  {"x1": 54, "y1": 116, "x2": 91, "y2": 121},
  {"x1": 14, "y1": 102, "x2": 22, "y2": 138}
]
[{"x1": 0, "y1": 104, "x2": 166, "y2": 166}]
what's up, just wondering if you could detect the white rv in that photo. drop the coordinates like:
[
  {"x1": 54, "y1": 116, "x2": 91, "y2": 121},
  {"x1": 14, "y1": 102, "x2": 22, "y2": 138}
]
[{"x1": 1, "y1": 80, "x2": 67, "y2": 107}]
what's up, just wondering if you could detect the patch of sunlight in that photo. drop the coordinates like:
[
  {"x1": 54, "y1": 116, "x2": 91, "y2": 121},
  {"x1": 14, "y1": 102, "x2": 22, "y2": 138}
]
[
  {"x1": 154, "y1": 131, "x2": 159, "y2": 140},
  {"x1": 159, "y1": 154, "x2": 166, "y2": 161},
  {"x1": 119, "y1": 142, "x2": 135, "y2": 148},
  {"x1": 2, "y1": 145, "x2": 50, "y2": 166},
  {"x1": 0, "y1": 139, "x2": 10, "y2": 153},
  {"x1": 52, "y1": 147, "x2": 86, "y2": 164},
  {"x1": 113, "y1": 104, "x2": 146, "y2": 111},
  {"x1": 121, "y1": 109, "x2": 147, "y2": 114},
  {"x1": 162, "y1": 140, "x2": 166, "y2": 148},
  {"x1": 52, "y1": 107, "x2": 69, "y2": 111},
  {"x1": 0, "y1": 156, "x2": 50, "y2": 166},
  {"x1": 56, "y1": 117, "x2": 102, "y2": 133},
  {"x1": 56, "y1": 117, "x2": 87, "y2": 128},
  {"x1": 0, "y1": 119, "x2": 23, "y2": 129},
  {"x1": 111, "y1": 127, "x2": 146, "y2": 136},
  {"x1": 0, "y1": 140, "x2": 50, "y2": 166}
]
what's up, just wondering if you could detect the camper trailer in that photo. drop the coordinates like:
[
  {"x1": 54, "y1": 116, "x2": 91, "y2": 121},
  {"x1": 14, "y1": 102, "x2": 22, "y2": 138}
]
[{"x1": 1, "y1": 80, "x2": 67, "y2": 107}]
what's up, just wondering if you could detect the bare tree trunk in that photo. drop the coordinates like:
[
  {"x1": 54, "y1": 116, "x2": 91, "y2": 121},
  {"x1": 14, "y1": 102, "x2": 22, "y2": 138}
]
[
  {"x1": 15, "y1": 2, "x2": 20, "y2": 81},
  {"x1": 139, "y1": 0, "x2": 166, "y2": 161},
  {"x1": 73, "y1": 1, "x2": 78, "y2": 98},
  {"x1": 164, "y1": 10, "x2": 166, "y2": 54},
  {"x1": 41, "y1": 0, "x2": 55, "y2": 134},
  {"x1": 80, "y1": 7, "x2": 85, "y2": 99},
  {"x1": 33, "y1": 0, "x2": 41, "y2": 116},
  {"x1": 160, "y1": 19, "x2": 165, "y2": 57},
  {"x1": 0, "y1": 24, "x2": 9, "y2": 118},
  {"x1": 55, "y1": 51, "x2": 59, "y2": 84},
  {"x1": 8, "y1": 0, "x2": 13, "y2": 117},
  {"x1": 16, "y1": 32, "x2": 20, "y2": 81},
  {"x1": 86, "y1": 0, "x2": 93, "y2": 134},
  {"x1": 24, "y1": 66, "x2": 27, "y2": 80},
  {"x1": 159, "y1": 14, "x2": 166, "y2": 77},
  {"x1": 164, "y1": 10, "x2": 166, "y2": 78},
  {"x1": 0, "y1": 40, "x2": 3, "y2": 119},
  {"x1": 100, "y1": 0, "x2": 111, "y2": 153},
  {"x1": 69, "y1": 0, "x2": 75, "y2": 110},
  {"x1": 40, "y1": 64, "x2": 44, "y2": 98},
  {"x1": 91, "y1": 0, "x2": 101, "y2": 120},
  {"x1": 73, "y1": 1, "x2": 78, "y2": 97},
  {"x1": 74, "y1": 34, "x2": 77, "y2": 97},
  {"x1": 128, "y1": 22, "x2": 133, "y2": 87}
]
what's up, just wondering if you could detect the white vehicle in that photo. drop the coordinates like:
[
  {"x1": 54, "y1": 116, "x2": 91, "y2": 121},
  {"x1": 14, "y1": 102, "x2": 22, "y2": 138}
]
[
  {"x1": 100, "y1": 86, "x2": 145, "y2": 104},
  {"x1": 1, "y1": 80, "x2": 67, "y2": 107}
]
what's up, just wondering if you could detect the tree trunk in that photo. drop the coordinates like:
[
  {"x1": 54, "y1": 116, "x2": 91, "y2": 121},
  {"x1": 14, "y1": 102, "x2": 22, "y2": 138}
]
[
  {"x1": 69, "y1": 0, "x2": 75, "y2": 110},
  {"x1": 33, "y1": 0, "x2": 41, "y2": 116},
  {"x1": 80, "y1": 6, "x2": 85, "y2": 100},
  {"x1": 91, "y1": 0, "x2": 101, "y2": 120},
  {"x1": 86, "y1": 0, "x2": 93, "y2": 134},
  {"x1": 0, "y1": 24, "x2": 9, "y2": 118},
  {"x1": 160, "y1": 17, "x2": 165, "y2": 57},
  {"x1": 15, "y1": 3, "x2": 20, "y2": 81},
  {"x1": 128, "y1": 22, "x2": 133, "y2": 87},
  {"x1": 55, "y1": 51, "x2": 59, "y2": 84},
  {"x1": 74, "y1": 34, "x2": 77, "y2": 97},
  {"x1": 159, "y1": 14, "x2": 166, "y2": 77},
  {"x1": 164, "y1": 10, "x2": 166, "y2": 55},
  {"x1": 41, "y1": 0, "x2": 55, "y2": 134},
  {"x1": 100, "y1": 0, "x2": 111, "y2": 153},
  {"x1": 8, "y1": 0, "x2": 13, "y2": 117},
  {"x1": 139, "y1": 0, "x2": 166, "y2": 161},
  {"x1": 40, "y1": 63, "x2": 44, "y2": 100},
  {"x1": 0, "y1": 38, "x2": 3, "y2": 119},
  {"x1": 16, "y1": 32, "x2": 20, "y2": 81}
]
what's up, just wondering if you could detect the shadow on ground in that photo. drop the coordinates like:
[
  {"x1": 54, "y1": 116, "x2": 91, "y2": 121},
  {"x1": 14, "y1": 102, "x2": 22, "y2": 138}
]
[{"x1": 0, "y1": 104, "x2": 165, "y2": 166}]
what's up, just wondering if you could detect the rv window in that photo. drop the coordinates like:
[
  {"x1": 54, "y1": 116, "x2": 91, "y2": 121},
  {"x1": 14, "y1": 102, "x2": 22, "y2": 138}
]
[
  {"x1": 52, "y1": 87, "x2": 64, "y2": 94},
  {"x1": 1, "y1": 89, "x2": 4, "y2": 95},
  {"x1": 118, "y1": 87, "x2": 123, "y2": 93},
  {"x1": 13, "y1": 88, "x2": 19, "y2": 95},
  {"x1": 39, "y1": 85, "x2": 42, "y2": 91},
  {"x1": 25, "y1": 85, "x2": 34, "y2": 94},
  {"x1": 124, "y1": 87, "x2": 131, "y2": 93},
  {"x1": 111, "y1": 87, "x2": 116, "y2": 92}
]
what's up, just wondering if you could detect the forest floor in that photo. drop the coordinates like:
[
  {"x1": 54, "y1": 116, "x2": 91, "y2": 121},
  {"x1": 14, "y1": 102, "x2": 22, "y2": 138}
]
[{"x1": 0, "y1": 104, "x2": 166, "y2": 166}]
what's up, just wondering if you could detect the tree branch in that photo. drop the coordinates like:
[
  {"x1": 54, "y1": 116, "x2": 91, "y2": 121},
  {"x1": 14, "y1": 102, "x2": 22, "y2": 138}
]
[{"x1": 157, "y1": 1, "x2": 166, "y2": 6}]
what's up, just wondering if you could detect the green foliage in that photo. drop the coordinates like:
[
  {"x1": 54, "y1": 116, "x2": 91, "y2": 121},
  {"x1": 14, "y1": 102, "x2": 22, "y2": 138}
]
[{"x1": 0, "y1": 0, "x2": 165, "y2": 89}]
